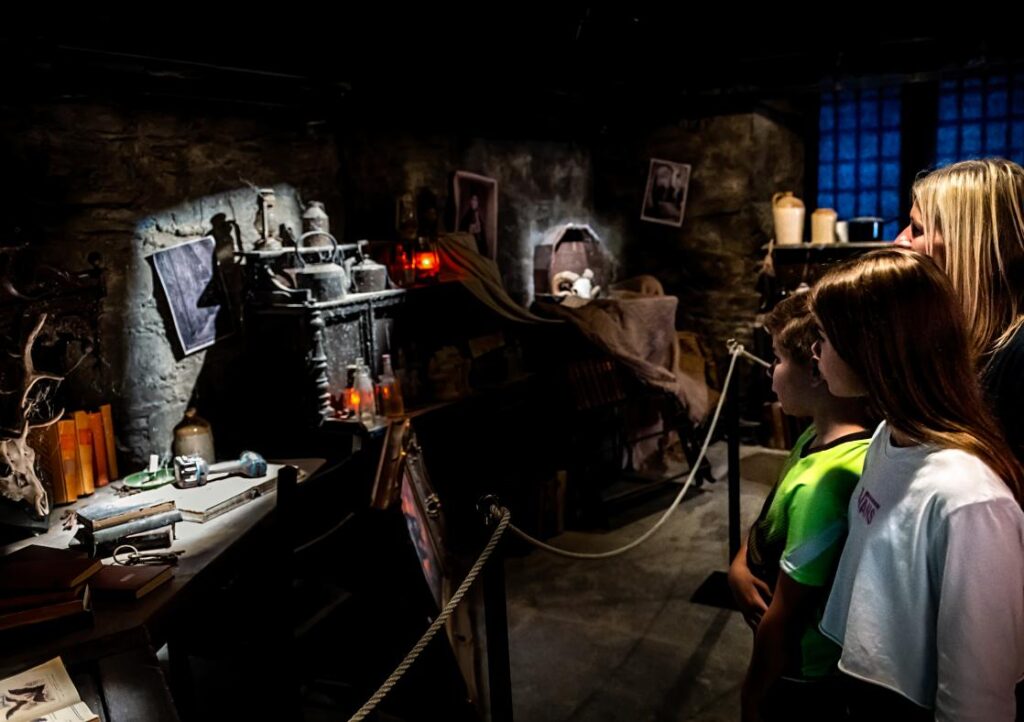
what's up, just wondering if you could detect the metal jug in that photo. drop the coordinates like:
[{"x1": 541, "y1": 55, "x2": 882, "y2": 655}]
[
  {"x1": 289, "y1": 231, "x2": 349, "y2": 302},
  {"x1": 350, "y1": 240, "x2": 389, "y2": 293}
]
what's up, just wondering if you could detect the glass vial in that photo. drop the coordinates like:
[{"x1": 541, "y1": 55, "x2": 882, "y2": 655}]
[{"x1": 379, "y1": 354, "x2": 405, "y2": 418}]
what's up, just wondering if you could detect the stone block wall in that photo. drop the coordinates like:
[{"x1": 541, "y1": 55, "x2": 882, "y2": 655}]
[
  {"x1": 1, "y1": 103, "x2": 341, "y2": 466},
  {"x1": 596, "y1": 113, "x2": 804, "y2": 350},
  {"x1": 2, "y1": 99, "x2": 803, "y2": 465}
]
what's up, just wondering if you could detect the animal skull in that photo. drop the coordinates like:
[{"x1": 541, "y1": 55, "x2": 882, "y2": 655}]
[
  {"x1": 0, "y1": 314, "x2": 63, "y2": 519},
  {"x1": 0, "y1": 428, "x2": 48, "y2": 516}
]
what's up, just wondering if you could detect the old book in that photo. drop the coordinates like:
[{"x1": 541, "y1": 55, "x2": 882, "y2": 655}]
[
  {"x1": 0, "y1": 586, "x2": 91, "y2": 634},
  {"x1": 99, "y1": 403, "x2": 119, "y2": 480},
  {"x1": 171, "y1": 464, "x2": 282, "y2": 522},
  {"x1": 0, "y1": 657, "x2": 99, "y2": 722},
  {"x1": 84, "y1": 509, "x2": 183, "y2": 545},
  {"x1": 0, "y1": 584, "x2": 86, "y2": 614},
  {"x1": 73, "y1": 527, "x2": 174, "y2": 560},
  {"x1": 91, "y1": 563, "x2": 173, "y2": 600},
  {"x1": 77, "y1": 496, "x2": 175, "y2": 531},
  {"x1": 86, "y1": 412, "x2": 109, "y2": 487},
  {"x1": 0, "y1": 545, "x2": 102, "y2": 591},
  {"x1": 29, "y1": 424, "x2": 73, "y2": 506},
  {"x1": 57, "y1": 419, "x2": 80, "y2": 502},
  {"x1": 72, "y1": 411, "x2": 95, "y2": 496}
]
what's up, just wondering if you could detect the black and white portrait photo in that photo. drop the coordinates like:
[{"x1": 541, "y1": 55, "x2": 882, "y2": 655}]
[
  {"x1": 641, "y1": 159, "x2": 691, "y2": 227},
  {"x1": 453, "y1": 171, "x2": 499, "y2": 259}
]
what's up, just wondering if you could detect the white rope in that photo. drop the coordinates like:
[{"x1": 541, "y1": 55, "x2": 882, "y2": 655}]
[
  {"x1": 735, "y1": 345, "x2": 771, "y2": 369},
  {"x1": 507, "y1": 340, "x2": 756, "y2": 559},
  {"x1": 347, "y1": 507, "x2": 510, "y2": 721}
]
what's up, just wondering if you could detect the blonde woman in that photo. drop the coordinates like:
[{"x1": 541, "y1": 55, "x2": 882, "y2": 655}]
[{"x1": 895, "y1": 158, "x2": 1024, "y2": 463}]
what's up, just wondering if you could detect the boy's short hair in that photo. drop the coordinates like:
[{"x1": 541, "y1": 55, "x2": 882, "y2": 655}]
[{"x1": 764, "y1": 291, "x2": 817, "y2": 367}]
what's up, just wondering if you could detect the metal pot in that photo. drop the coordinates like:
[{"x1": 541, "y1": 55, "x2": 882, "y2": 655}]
[
  {"x1": 848, "y1": 216, "x2": 885, "y2": 242},
  {"x1": 289, "y1": 231, "x2": 349, "y2": 302},
  {"x1": 350, "y1": 240, "x2": 389, "y2": 293}
]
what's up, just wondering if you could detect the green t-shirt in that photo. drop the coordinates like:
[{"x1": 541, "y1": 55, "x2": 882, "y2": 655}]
[{"x1": 746, "y1": 424, "x2": 871, "y2": 678}]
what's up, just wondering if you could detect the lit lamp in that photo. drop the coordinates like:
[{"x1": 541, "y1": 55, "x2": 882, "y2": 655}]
[{"x1": 409, "y1": 236, "x2": 440, "y2": 282}]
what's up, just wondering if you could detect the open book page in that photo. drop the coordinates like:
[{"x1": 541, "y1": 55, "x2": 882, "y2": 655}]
[
  {"x1": 0, "y1": 657, "x2": 97, "y2": 722},
  {"x1": 33, "y1": 702, "x2": 98, "y2": 722}
]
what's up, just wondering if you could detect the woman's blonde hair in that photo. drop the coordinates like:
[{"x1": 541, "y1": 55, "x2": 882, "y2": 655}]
[
  {"x1": 912, "y1": 158, "x2": 1024, "y2": 362},
  {"x1": 811, "y1": 249, "x2": 1024, "y2": 503}
]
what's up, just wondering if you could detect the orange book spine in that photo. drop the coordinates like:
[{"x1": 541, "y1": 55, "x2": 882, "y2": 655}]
[
  {"x1": 73, "y1": 411, "x2": 95, "y2": 496},
  {"x1": 87, "y1": 412, "x2": 109, "y2": 487},
  {"x1": 100, "y1": 404, "x2": 118, "y2": 480},
  {"x1": 57, "y1": 419, "x2": 79, "y2": 502}
]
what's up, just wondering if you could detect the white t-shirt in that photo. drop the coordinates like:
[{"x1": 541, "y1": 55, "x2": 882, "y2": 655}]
[{"x1": 820, "y1": 422, "x2": 1024, "y2": 721}]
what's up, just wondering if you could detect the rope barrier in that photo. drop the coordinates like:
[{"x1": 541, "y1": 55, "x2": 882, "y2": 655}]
[
  {"x1": 503, "y1": 341, "x2": 751, "y2": 559},
  {"x1": 347, "y1": 508, "x2": 510, "y2": 721},
  {"x1": 346, "y1": 340, "x2": 768, "y2": 718}
]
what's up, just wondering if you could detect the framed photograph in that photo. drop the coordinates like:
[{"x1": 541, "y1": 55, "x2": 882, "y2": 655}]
[
  {"x1": 151, "y1": 236, "x2": 233, "y2": 355},
  {"x1": 641, "y1": 158, "x2": 691, "y2": 227},
  {"x1": 453, "y1": 171, "x2": 498, "y2": 259},
  {"x1": 399, "y1": 433, "x2": 450, "y2": 611}
]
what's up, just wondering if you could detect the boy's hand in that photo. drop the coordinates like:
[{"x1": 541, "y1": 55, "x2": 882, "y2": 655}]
[{"x1": 728, "y1": 552, "x2": 772, "y2": 630}]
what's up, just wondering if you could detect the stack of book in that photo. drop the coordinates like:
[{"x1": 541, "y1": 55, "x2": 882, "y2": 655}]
[
  {"x1": 74, "y1": 496, "x2": 182, "y2": 558},
  {"x1": 0, "y1": 545, "x2": 99, "y2": 636},
  {"x1": 30, "y1": 403, "x2": 119, "y2": 504}
]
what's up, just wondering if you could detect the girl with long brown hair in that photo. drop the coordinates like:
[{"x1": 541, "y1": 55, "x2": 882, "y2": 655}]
[{"x1": 810, "y1": 248, "x2": 1024, "y2": 721}]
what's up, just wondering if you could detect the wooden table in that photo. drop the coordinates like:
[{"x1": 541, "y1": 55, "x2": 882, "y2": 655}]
[{"x1": 0, "y1": 459, "x2": 326, "y2": 719}]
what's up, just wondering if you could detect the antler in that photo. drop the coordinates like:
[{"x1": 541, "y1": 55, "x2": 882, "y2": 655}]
[
  {"x1": 1, "y1": 313, "x2": 64, "y2": 439},
  {"x1": 0, "y1": 314, "x2": 64, "y2": 517}
]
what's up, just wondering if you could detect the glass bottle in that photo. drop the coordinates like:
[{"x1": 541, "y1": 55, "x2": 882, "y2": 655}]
[
  {"x1": 379, "y1": 354, "x2": 405, "y2": 418},
  {"x1": 173, "y1": 408, "x2": 215, "y2": 462},
  {"x1": 354, "y1": 360, "x2": 377, "y2": 425}
]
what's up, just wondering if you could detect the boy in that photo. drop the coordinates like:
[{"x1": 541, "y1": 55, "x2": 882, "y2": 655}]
[{"x1": 727, "y1": 292, "x2": 873, "y2": 721}]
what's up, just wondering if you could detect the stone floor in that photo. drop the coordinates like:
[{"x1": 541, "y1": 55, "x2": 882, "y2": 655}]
[{"x1": 505, "y1": 443, "x2": 783, "y2": 722}]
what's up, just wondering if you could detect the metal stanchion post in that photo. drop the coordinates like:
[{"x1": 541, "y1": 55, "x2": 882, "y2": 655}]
[
  {"x1": 727, "y1": 377, "x2": 741, "y2": 562},
  {"x1": 690, "y1": 352, "x2": 743, "y2": 610}
]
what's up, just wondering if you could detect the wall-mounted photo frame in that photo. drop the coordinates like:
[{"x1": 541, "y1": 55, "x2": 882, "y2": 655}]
[
  {"x1": 641, "y1": 158, "x2": 691, "y2": 227},
  {"x1": 453, "y1": 171, "x2": 499, "y2": 259},
  {"x1": 151, "y1": 236, "x2": 233, "y2": 355}
]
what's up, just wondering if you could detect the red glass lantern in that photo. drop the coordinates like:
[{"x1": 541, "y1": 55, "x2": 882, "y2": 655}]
[{"x1": 406, "y1": 237, "x2": 440, "y2": 282}]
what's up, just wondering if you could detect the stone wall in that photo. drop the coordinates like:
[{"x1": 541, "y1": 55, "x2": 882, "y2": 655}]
[
  {"x1": 339, "y1": 132, "x2": 625, "y2": 304},
  {"x1": 596, "y1": 113, "x2": 804, "y2": 350},
  {"x1": 1, "y1": 103, "x2": 341, "y2": 466},
  {"x1": 2, "y1": 100, "x2": 802, "y2": 465}
]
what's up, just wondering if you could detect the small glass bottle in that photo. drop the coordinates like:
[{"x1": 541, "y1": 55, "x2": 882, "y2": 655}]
[
  {"x1": 341, "y1": 363, "x2": 359, "y2": 416},
  {"x1": 354, "y1": 360, "x2": 377, "y2": 424},
  {"x1": 173, "y1": 408, "x2": 215, "y2": 463},
  {"x1": 379, "y1": 354, "x2": 405, "y2": 418}
]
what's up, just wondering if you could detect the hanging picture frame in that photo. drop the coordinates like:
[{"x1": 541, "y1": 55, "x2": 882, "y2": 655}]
[
  {"x1": 453, "y1": 171, "x2": 499, "y2": 259},
  {"x1": 641, "y1": 158, "x2": 691, "y2": 227},
  {"x1": 150, "y1": 236, "x2": 233, "y2": 355}
]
